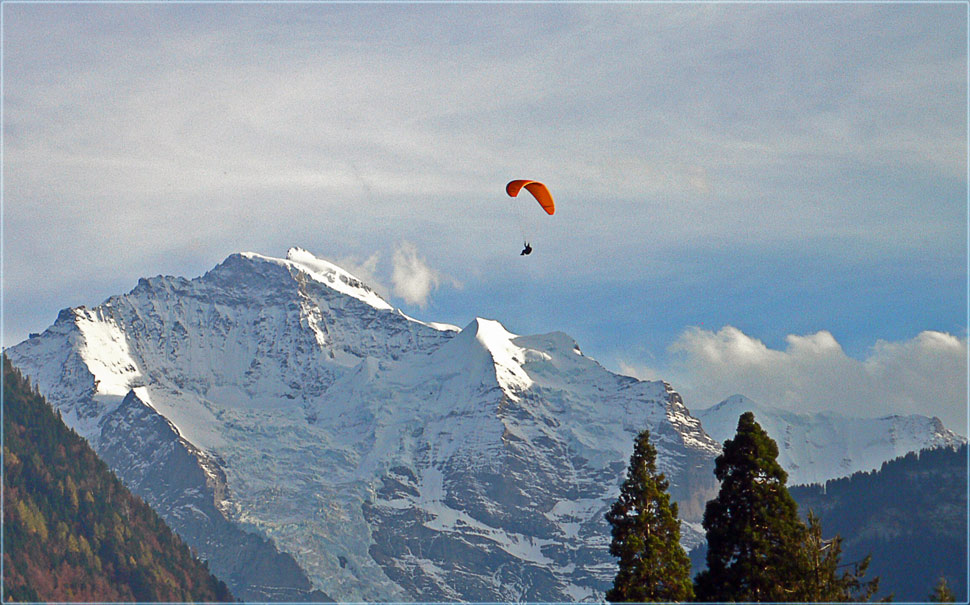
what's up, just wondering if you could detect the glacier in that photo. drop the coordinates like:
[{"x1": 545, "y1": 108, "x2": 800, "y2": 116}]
[{"x1": 7, "y1": 248, "x2": 720, "y2": 602}]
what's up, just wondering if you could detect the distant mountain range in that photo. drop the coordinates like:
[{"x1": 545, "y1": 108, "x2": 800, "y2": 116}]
[
  {"x1": 696, "y1": 394, "x2": 964, "y2": 486},
  {"x1": 7, "y1": 248, "x2": 964, "y2": 601}
]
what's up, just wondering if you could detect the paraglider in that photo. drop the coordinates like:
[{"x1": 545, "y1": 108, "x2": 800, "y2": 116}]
[
  {"x1": 506, "y1": 180, "x2": 553, "y2": 255},
  {"x1": 505, "y1": 180, "x2": 555, "y2": 215}
]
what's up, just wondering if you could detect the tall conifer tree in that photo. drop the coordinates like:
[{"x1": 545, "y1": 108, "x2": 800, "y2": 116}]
[
  {"x1": 694, "y1": 412, "x2": 808, "y2": 602},
  {"x1": 606, "y1": 429, "x2": 693, "y2": 602}
]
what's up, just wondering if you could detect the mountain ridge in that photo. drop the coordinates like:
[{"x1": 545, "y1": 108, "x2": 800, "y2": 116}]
[
  {"x1": 696, "y1": 394, "x2": 964, "y2": 485},
  {"x1": 7, "y1": 247, "x2": 961, "y2": 601},
  {"x1": 8, "y1": 248, "x2": 722, "y2": 600}
]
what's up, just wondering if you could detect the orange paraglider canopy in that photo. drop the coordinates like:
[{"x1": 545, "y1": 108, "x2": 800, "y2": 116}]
[{"x1": 506, "y1": 180, "x2": 555, "y2": 215}]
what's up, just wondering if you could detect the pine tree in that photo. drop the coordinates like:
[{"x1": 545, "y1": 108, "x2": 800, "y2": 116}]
[
  {"x1": 694, "y1": 412, "x2": 808, "y2": 602},
  {"x1": 605, "y1": 429, "x2": 694, "y2": 602},
  {"x1": 929, "y1": 576, "x2": 956, "y2": 603},
  {"x1": 799, "y1": 511, "x2": 880, "y2": 601}
]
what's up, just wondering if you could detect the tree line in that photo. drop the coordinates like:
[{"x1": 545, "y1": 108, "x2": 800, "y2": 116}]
[{"x1": 607, "y1": 411, "x2": 958, "y2": 603}]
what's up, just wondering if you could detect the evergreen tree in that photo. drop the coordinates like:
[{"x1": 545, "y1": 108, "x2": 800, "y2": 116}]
[
  {"x1": 694, "y1": 412, "x2": 808, "y2": 602},
  {"x1": 605, "y1": 429, "x2": 694, "y2": 602},
  {"x1": 929, "y1": 576, "x2": 956, "y2": 603},
  {"x1": 800, "y1": 511, "x2": 880, "y2": 602}
]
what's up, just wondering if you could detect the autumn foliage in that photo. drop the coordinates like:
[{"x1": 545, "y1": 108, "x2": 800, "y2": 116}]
[{"x1": 2, "y1": 355, "x2": 233, "y2": 602}]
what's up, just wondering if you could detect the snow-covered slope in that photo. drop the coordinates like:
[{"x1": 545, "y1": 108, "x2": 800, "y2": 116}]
[
  {"x1": 7, "y1": 248, "x2": 719, "y2": 602},
  {"x1": 696, "y1": 395, "x2": 965, "y2": 486}
]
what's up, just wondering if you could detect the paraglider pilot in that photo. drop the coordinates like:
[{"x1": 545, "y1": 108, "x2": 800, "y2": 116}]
[{"x1": 505, "y1": 180, "x2": 552, "y2": 257}]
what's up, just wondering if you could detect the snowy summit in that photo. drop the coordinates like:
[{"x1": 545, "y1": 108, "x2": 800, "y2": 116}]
[{"x1": 7, "y1": 248, "x2": 721, "y2": 602}]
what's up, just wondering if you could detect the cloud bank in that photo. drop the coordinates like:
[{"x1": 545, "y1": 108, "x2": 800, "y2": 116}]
[{"x1": 622, "y1": 326, "x2": 968, "y2": 435}]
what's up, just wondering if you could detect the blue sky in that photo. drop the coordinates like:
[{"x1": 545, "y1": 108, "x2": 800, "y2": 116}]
[{"x1": 2, "y1": 2, "x2": 967, "y2": 431}]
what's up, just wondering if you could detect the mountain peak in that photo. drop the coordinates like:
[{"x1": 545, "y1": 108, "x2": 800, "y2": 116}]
[
  {"x1": 466, "y1": 316, "x2": 518, "y2": 344},
  {"x1": 6, "y1": 249, "x2": 722, "y2": 602},
  {"x1": 234, "y1": 248, "x2": 393, "y2": 311},
  {"x1": 706, "y1": 394, "x2": 764, "y2": 417},
  {"x1": 429, "y1": 317, "x2": 532, "y2": 399}
]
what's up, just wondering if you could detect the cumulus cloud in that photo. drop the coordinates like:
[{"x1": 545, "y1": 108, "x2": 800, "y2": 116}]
[
  {"x1": 391, "y1": 241, "x2": 458, "y2": 308},
  {"x1": 623, "y1": 326, "x2": 968, "y2": 434}
]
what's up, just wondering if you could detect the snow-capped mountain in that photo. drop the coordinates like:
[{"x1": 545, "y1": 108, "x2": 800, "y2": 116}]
[
  {"x1": 696, "y1": 394, "x2": 965, "y2": 486},
  {"x1": 7, "y1": 248, "x2": 721, "y2": 602}
]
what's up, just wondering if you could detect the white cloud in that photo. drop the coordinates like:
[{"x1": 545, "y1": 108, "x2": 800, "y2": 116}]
[
  {"x1": 3, "y1": 4, "x2": 963, "y2": 366},
  {"x1": 391, "y1": 241, "x2": 458, "y2": 309},
  {"x1": 336, "y1": 244, "x2": 460, "y2": 309},
  {"x1": 335, "y1": 252, "x2": 387, "y2": 299},
  {"x1": 623, "y1": 326, "x2": 968, "y2": 434},
  {"x1": 617, "y1": 360, "x2": 666, "y2": 384}
]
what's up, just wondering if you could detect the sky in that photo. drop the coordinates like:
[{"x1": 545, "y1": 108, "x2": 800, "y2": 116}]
[{"x1": 3, "y1": 2, "x2": 967, "y2": 433}]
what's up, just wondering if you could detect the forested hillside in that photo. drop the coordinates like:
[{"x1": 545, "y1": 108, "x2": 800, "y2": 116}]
[
  {"x1": 790, "y1": 444, "x2": 968, "y2": 602},
  {"x1": 2, "y1": 355, "x2": 234, "y2": 602}
]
